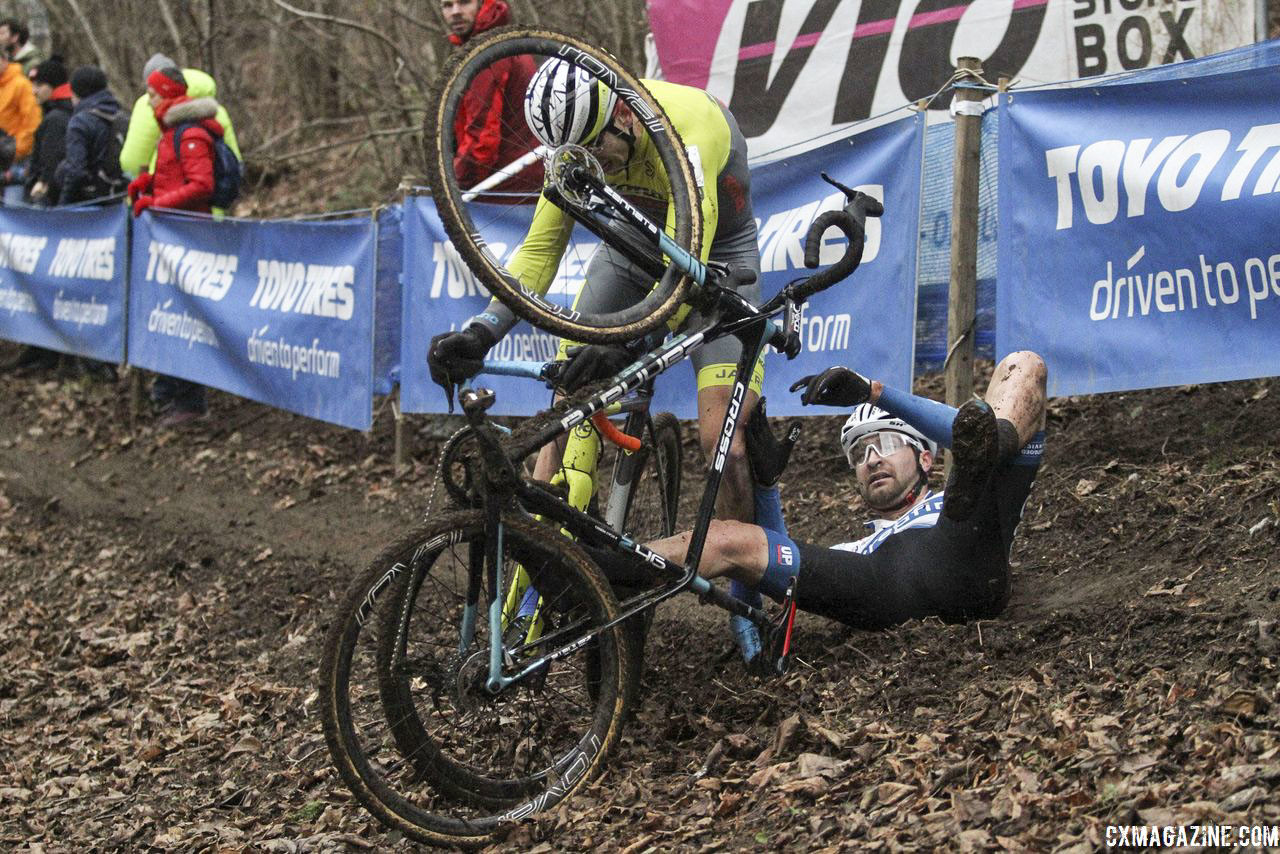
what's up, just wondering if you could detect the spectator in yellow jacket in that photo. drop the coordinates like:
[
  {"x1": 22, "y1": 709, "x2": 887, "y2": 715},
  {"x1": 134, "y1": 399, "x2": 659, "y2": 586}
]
[{"x1": 120, "y1": 53, "x2": 240, "y2": 178}]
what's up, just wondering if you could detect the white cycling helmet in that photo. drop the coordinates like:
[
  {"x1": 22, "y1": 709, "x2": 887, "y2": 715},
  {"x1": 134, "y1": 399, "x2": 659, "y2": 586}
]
[
  {"x1": 839, "y1": 403, "x2": 938, "y2": 468},
  {"x1": 524, "y1": 59, "x2": 617, "y2": 149}
]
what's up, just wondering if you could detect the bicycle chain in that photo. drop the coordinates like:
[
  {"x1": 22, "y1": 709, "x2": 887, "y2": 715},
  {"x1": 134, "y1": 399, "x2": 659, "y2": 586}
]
[{"x1": 421, "y1": 424, "x2": 472, "y2": 524}]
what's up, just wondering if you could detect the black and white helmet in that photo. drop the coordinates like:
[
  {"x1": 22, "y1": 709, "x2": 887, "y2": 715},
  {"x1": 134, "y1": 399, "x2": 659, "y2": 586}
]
[
  {"x1": 839, "y1": 404, "x2": 937, "y2": 468},
  {"x1": 524, "y1": 58, "x2": 617, "y2": 149}
]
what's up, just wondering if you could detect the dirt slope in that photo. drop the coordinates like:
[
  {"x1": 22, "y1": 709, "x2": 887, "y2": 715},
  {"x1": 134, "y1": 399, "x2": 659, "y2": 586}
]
[{"x1": 0, "y1": 356, "x2": 1276, "y2": 852}]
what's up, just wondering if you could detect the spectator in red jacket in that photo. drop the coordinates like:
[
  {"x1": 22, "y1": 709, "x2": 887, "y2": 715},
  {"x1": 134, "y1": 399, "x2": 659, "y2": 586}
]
[
  {"x1": 442, "y1": 0, "x2": 542, "y2": 198},
  {"x1": 128, "y1": 66, "x2": 228, "y2": 427},
  {"x1": 128, "y1": 66, "x2": 224, "y2": 217}
]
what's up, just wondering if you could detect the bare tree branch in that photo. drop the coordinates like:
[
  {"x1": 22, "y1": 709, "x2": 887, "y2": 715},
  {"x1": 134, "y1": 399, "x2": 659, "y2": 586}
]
[
  {"x1": 269, "y1": 0, "x2": 427, "y2": 90},
  {"x1": 205, "y1": 0, "x2": 217, "y2": 79},
  {"x1": 156, "y1": 0, "x2": 186, "y2": 59},
  {"x1": 246, "y1": 112, "x2": 423, "y2": 155},
  {"x1": 61, "y1": 0, "x2": 126, "y2": 86},
  {"x1": 258, "y1": 125, "x2": 418, "y2": 164}
]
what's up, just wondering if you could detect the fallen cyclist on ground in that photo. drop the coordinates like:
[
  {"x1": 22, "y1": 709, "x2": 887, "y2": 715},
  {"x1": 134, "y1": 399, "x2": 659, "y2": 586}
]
[{"x1": 596, "y1": 350, "x2": 1048, "y2": 671}]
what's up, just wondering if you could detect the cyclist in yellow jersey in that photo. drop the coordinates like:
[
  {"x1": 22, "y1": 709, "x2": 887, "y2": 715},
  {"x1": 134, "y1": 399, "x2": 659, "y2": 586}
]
[{"x1": 430, "y1": 59, "x2": 764, "y2": 523}]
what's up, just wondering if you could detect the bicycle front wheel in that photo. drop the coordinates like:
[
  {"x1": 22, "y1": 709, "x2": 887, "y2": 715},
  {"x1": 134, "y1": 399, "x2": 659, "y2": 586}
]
[
  {"x1": 319, "y1": 510, "x2": 631, "y2": 847},
  {"x1": 425, "y1": 26, "x2": 703, "y2": 344}
]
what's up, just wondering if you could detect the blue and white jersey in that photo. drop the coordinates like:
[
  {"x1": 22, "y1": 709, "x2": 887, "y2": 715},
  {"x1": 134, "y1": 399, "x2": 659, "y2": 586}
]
[{"x1": 830, "y1": 490, "x2": 945, "y2": 555}]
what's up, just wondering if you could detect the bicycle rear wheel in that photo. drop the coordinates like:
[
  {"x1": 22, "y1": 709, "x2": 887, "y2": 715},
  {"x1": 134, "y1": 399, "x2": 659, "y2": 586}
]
[
  {"x1": 425, "y1": 26, "x2": 703, "y2": 344},
  {"x1": 615, "y1": 412, "x2": 683, "y2": 542},
  {"x1": 319, "y1": 510, "x2": 630, "y2": 847}
]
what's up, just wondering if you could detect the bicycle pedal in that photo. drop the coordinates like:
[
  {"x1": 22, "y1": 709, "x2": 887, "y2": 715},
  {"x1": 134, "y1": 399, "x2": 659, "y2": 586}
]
[{"x1": 761, "y1": 579, "x2": 799, "y2": 677}]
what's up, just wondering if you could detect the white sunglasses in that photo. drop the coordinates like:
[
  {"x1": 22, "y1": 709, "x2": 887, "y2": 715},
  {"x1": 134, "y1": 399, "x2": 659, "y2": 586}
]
[{"x1": 847, "y1": 431, "x2": 923, "y2": 467}]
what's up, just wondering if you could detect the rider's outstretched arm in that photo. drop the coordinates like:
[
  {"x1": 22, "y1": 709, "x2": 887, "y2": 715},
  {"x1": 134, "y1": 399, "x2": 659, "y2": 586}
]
[{"x1": 873, "y1": 383, "x2": 960, "y2": 449}]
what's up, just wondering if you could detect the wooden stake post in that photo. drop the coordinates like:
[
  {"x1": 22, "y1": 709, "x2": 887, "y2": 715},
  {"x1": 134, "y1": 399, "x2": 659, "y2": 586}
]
[{"x1": 945, "y1": 57, "x2": 984, "y2": 410}]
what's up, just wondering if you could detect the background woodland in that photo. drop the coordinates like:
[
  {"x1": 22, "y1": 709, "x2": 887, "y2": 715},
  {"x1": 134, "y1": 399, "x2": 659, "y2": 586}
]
[
  {"x1": 11, "y1": 0, "x2": 1280, "y2": 216},
  {"x1": 17, "y1": 0, "x2": 651, "y2": 215}
]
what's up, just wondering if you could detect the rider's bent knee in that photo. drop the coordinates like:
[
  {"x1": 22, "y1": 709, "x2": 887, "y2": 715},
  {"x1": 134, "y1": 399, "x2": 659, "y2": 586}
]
[{"x1": 998, "y1": 351, "x2": 1047, "y2": 388}]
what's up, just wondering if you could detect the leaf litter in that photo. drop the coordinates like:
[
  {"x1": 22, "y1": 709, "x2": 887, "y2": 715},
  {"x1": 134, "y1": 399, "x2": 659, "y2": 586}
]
[{"x1": 0, "y1": 360, "x2": 1277, "y2": 850}]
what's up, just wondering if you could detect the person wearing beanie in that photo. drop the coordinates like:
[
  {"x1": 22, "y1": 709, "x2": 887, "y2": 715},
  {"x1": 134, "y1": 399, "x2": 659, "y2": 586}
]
[
  {"x1": 25, "y1": 56, "x2": 72, "y2": 205},
  {"x1": 128, "y1": 64, "x2": 231, "y2": 427},
  {"x1": 439, "y1": 0, "x2": 541, "y2": 196},
  {"x1": 28, "y1": 55, "x2": 65, "y2": 88},
  {"x1": 118, "y1": 53, "x2": 240, "y2": 200},
  {"x1": 54, "y1": 65, "x2": 126, "y2": 205},
  {"x1": 68, "y1": 65, "x2": 107, "y2": 98}
]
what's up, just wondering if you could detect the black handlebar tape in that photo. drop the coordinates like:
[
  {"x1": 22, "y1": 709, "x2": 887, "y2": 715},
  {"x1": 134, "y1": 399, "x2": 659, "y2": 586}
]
[{"x1": 793, "y1": 192, "x2": 884, "y2": 303}]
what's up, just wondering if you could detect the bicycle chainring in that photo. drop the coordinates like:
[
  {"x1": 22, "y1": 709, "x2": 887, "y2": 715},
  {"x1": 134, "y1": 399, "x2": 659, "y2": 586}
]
[{"x1": 439, "y1": 427, "x2": 481, "y2": 507}]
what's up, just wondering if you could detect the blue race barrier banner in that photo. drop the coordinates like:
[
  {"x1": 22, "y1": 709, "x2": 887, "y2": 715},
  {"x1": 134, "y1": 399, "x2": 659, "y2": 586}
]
[
  {"x1": 127, "y1": 211, "x2": 376, "y2": 429},
  {"x1": 747, "y1": 113, "x2": 923, "y2": 416},
  {"x1": 400, "y1": 197, "x2": 560, "y2": 416},
  {"x1": 0, "y1": 205, "x2": 127, "y2": 362},
  {"x1": 998, "y1": 66, "x2": 1280, "y2": 397},
  {"x1": 402, "y1": 113, "x2": 923, "y2": 417}
]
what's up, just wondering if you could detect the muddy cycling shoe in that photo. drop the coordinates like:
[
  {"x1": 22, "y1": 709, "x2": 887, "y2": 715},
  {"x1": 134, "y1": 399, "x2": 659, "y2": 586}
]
[
  {"x1": 942, "y1": 398, "x2": 1000, "y2": 522},
  {"x1": 729, "y1": 614, "x2": 765, "y2": 672},
  {"x1": 744, "y1": 398, "x2": 802, "y2": 487}
]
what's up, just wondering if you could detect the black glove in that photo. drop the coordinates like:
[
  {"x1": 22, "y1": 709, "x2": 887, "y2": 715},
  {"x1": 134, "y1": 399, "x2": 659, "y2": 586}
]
[
  {"x1": 428, "y1": 325, "x2": 495, "y2": 390},
  {"x1": 558, "y1": 344, "x2": 632, "y2": 392},
  {"x1": 744, "y1": 398, "x2": 802, "y2": 487},
  {"x1": 788, "y1": 366, "x2": 871, "y2": 407}
]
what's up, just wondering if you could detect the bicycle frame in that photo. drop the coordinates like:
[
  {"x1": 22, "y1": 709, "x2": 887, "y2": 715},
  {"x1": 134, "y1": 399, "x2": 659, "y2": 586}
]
[
  {"x1": 546, "y1": 176, "x2": 708, "y2": 290},
  {"x1": 477, "y1": 358, "x2": 657, "y2": 532},
  {"x1": 459, "y1": 289, "x2": 783, "y2": 694},
  {"x1": 475, "y1": 358, "x2": 662, "y2": 648},
  {"x1": 445, "y1": 171, "x2": 877, "y2": 693}
]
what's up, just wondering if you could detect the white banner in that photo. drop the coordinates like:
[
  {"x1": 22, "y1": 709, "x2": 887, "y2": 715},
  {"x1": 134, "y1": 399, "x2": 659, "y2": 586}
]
[{"x1": 648, "y1": 0, "x2": 1258, "y2": 160}]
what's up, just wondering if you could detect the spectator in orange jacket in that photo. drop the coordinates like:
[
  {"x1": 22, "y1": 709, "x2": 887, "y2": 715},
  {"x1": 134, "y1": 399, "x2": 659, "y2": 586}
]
[
  {"x1": 441, "y1": 0, "x2": 542, "y2": 197},
  {"x1": 0, "y1": 49, "x2": 40, "y2": 196}
]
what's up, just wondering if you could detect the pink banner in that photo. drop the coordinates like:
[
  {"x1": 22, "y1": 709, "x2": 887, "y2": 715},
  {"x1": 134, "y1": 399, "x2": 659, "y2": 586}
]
[{"x1": 646, "y1": 0, "x2": 731, "y2": 89}]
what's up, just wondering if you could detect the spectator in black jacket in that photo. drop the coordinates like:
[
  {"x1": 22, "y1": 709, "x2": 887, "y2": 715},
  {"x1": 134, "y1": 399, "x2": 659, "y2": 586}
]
[
  {"x1": 54, "y1": 66, "x2": 125, "y2": 205},
  {"x1": 25, "y1": 56, "x2": 71, "y2": 205}
]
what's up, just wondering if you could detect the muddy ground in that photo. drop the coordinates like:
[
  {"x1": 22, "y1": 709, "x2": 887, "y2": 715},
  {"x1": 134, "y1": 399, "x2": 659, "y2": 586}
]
[{"x1": 1, "y1": 352, "x2": 1277, "y2": 852}]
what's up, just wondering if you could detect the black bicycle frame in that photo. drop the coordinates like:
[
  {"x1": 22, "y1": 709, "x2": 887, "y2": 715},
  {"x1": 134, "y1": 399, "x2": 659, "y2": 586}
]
[{"x1": 489, "y1": 288, "x2": 785, "y2": 650}]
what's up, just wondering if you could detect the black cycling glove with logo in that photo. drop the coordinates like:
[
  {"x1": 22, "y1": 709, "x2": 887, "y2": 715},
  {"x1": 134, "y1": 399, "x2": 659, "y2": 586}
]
[{"x1": 788, "y1": 366, "x2": 871, "y2": 407}]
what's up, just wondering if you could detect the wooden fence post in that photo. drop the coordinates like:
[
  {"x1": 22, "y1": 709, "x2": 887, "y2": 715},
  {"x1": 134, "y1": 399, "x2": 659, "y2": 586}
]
[
  {"x1": 945, "y1": 56, "x2": 985, "y2": 411},
  {"x1": 393, "y1": 388, "x2": 407, "y2": 478}
]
